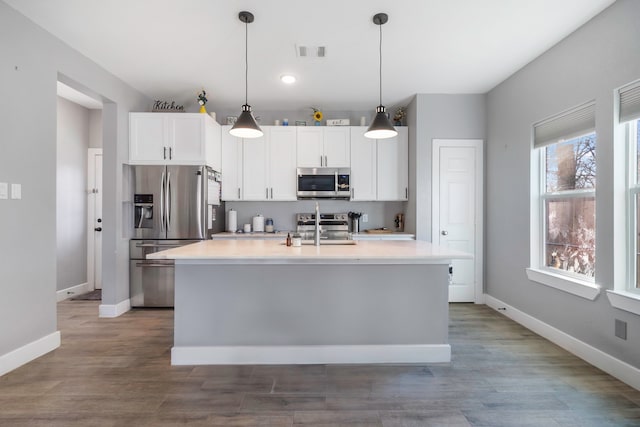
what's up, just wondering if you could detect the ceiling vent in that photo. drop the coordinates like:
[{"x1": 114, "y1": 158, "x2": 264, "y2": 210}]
[{"x1": 296, "y1": 45, "x2": 326, "y2": 58}]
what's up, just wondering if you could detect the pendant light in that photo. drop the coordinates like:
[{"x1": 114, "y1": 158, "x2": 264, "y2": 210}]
[
  {"x1": 230, "y1": 11, "x2": 263, "y2": 138},
  {"x1": 364, "y1": 13, "x2": 398, "y2": 140}
]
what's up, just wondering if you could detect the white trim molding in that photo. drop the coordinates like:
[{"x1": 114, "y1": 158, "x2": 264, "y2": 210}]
[
  {"x1": 172, "y1": 344, "x2": 451, "y2": 366},
  {"x1": 526, "y1": 268, "x2": 601, "y2": 300},
  {"x1": 99, "y1": 299, "x2": 131, "y2": 318},
  {"x1": 607, "y1": 290, "x2": 640, "y2": 316},
  {"x1": 56, "y1": 282, "x2": 91, "y2": 302},
  {"x1": 485, "y1": 294, "x2": 640, "y2": 391},
  {"x1": 0, "y1": 331, "x2": 60, "y2": 376}
]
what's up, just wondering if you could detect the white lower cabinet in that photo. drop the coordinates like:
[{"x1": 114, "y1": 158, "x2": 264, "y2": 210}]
[
  {"x1": 221, "y1": 126, "x2": 297, "y2": 201},
  {"x1": 350, "y1": 126, "x2": 408, "y2": 201}
]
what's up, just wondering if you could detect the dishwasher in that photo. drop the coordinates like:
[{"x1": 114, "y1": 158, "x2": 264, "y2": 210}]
[{"x1": 129, "y1": 239, "x2": 199, "y2": 307}]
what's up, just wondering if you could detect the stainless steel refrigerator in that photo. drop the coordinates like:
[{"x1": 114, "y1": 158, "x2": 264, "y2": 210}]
[{"x1": 130, "y1": 165, "x2": 224, "y2": 307}]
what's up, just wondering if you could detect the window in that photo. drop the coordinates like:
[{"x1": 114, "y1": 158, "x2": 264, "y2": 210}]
[
  {"x1": 528, "y1": 102, "x2": 599, "y2": 299},
  {"x1": 622, "y1": 80, "x2": 640, "y2": 294},
  {"x1": 541, "y1": 133, "x2": 596, "y2": 279}
]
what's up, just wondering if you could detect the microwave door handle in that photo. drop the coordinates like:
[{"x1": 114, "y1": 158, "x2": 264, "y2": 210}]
[{"x1": 335, "y1": 171, "x2": 339, "y2": 196}]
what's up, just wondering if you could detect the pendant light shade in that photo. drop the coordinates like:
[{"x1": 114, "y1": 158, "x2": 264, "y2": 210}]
[
  {"x1": 230, "y1": 11, "x2": 263, "y2": 139},
  {"x1": 365, "y1": 13, "x2": 397, "y2": 140}
]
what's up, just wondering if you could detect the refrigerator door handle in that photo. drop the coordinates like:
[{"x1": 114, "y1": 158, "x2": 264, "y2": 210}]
[
  {"x1": 166, "y1": 171, "x2": 172, "y2": 230},
  {"x1": 160, "y1": 170, "x2": 166, "y2": 232},
  {"x1": 196, "y1": 169, "x2": 203, "y2": 238}
]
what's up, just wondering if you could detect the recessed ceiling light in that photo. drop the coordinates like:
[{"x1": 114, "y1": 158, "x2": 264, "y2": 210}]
[{"x1": 280, "y1": 74, "x2": 296, "y2": 84}]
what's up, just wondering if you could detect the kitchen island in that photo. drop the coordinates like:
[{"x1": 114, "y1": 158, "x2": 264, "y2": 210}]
[{"x1": 148, "y1": 239, "x2": 471, "y2": 365}]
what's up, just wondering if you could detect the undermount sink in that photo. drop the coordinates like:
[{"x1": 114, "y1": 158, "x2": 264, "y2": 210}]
[{"x1": 301, "y1": 239, "x2": 357, "y2": 245}]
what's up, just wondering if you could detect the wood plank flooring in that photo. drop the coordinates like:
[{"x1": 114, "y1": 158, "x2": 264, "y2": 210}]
[{"x1": 1, "y1": 302, "x2": 639, "y2": 426}]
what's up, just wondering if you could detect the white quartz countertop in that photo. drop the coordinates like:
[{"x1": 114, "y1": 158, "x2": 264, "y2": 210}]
[
  {"x1": 211, "y1": 231, "x2": 290, "y2": 239},
  {"x1": 147, "y1": 239, "x2": 472, "y2": 265}
]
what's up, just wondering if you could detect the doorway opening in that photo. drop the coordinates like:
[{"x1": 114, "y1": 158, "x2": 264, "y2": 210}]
[{"x1": 56, "y1": 80, "x2": 103, "y2": 301}]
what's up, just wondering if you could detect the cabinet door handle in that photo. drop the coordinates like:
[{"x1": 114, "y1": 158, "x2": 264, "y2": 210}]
[
  {"x1": 169, "y1": 147, "x2": 173, "y2": 160},
  {"x1": 163, "y1": 147, "x2": 167, "y2": 160},
  {"x1": 324, "y1": 155, "x2": 328, "y2": 166},
  {"x1": 320, "y1": 155, "x2": 323, "y2": 167},
  {"x1": 405, "y1": 187, "x2": 408, "y2": 199},
  {"x1": 270, "y1": 188, "x2": 273, "y2": 199},
  {"x1": 266, "y1": 188, "x2": 269, "y2": 199},
  {"x1": 237, "y1": 188, "x2": 241, "y2": 199}
]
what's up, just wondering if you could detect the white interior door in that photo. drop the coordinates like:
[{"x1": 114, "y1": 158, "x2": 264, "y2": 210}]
[
  {"x1": 88, "y1": 148, "x2": 103, "y2": 290},
  {"x1": 432, "y1": 139, "x2": 483, "y2": 303}
]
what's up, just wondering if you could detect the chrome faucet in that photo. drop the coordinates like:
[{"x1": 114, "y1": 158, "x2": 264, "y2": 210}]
[{"x1": 314, "y1": 202, "x2": 321, "y2": 246}]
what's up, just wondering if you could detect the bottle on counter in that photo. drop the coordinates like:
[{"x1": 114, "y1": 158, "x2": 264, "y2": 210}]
[{"x1": 286, "y1": 233, "x2": 292, "y2": 246}]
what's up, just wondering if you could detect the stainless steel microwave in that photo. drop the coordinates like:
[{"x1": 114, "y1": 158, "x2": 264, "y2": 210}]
[{"x1": 296, "y1": 167, "x2": 351, "y2": 199}]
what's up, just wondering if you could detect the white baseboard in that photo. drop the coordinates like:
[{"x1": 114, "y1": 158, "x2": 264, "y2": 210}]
[
  {"x1": 171, "y1": 344, "x2": 451, "y2": 366},
  {"x1": 99, "y1": 299, "x2": 131, "y2": 318},
  {"x1": 485, "y1": 294, "x2": 640, "y2": 391},
  {"x1": 0, "y1": 331, "x2": 60, "y2": 376},
  {"x1": 56, "y1": 282, "x2": 91, "y2": 302}
]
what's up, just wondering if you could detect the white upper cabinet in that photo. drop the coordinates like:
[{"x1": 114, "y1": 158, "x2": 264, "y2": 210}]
[
  {"x1": 242, "y1": 132, "x2": 269, "y2": 201},
  {"x1": 268, "y1": 127, "x2": 297, "y2": 201},
  {"x1": 296, "y1": 127, "x2": 350, "y2": 167},
  {"x1": 129, "y1": 113, "x2": 221, "y2": 169},
  {"x1": 350, "y1": 127, "x2": 377, "y2": 201},
  {"x1": 376, "y1": 127, "x2": 408, "y2": 201},
  {"x1": 221, "y1": 125, "x2": 243, "y2": 201},
  {"x1": 323, "y1": 127, "x2": 350, "y2": 167},
  {"x1": 221, "y1": 126, "x2": 297, "y2": 201}
]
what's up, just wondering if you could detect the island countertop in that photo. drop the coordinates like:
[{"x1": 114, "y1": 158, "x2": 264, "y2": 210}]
[{"x1": 147, "y1": 239, "x2": 471, "y2": 265}]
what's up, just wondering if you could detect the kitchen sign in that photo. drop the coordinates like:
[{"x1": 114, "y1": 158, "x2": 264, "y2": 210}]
[{"x1": 152, "y1": 100, "x2": 184, "y2": 112}]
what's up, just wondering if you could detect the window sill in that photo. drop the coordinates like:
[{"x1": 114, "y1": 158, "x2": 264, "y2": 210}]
[
  {"x1": 606, "y1": 290, "x2": 640, "y2": 316},
  {"x1": 526, "y1": 268, "x2": 601, "y2": 300}
]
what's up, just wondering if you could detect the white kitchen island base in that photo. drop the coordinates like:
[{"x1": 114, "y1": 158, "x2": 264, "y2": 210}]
[{"x1": 148, "y1": 240, "x2": 470, "y2": 365}]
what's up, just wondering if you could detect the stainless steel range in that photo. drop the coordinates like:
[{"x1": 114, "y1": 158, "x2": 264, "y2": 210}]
[{"x1": 296, "y1": 212, "x2": 349, "y2": 241}]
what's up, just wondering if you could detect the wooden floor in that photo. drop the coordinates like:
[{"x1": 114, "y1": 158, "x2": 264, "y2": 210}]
[{"x1": 1, "y1": 302, "x2": 639, "y2": 426}]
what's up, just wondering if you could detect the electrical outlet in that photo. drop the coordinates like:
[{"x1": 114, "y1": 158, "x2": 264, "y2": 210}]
[
  {"x1": 615, "y1": 319, "x2": 627, "y2": 340},
  {"x1": 11, "y1": 183, "x2": 21, "y2": 199},
  {"x1": 0, "y1": 183, "x2": 7, "y2": 199},
  {"x1": 362, "y1": 214, "x2": 368, "y2": 223}
]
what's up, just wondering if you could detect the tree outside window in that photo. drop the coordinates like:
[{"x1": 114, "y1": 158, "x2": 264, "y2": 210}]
[{"x1": 543, "y1": 133, "x2": 596, "y2": 278}]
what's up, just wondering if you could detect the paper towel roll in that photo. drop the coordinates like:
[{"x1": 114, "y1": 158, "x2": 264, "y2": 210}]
[
  {"x1": 227, "y1": 209, "x2": 237, "y2": 232},
  {"x1": 252, "y1": 214, "x2": 265, "y2": 232}
]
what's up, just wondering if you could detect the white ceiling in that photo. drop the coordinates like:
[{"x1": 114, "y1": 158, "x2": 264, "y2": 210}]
[{"x1": 7, "y1": 0, "x2": 615, "y2": 112}]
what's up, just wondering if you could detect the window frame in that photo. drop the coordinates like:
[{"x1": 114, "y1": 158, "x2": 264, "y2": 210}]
[
  {"x1": 607, "y1": 80, "x2": 640, "y2": 315},
  {"x1": 528, "y1": 110, "x2": 601, "y2": 300}
]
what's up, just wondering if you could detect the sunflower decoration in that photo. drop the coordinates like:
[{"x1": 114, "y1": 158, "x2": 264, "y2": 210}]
[
  {"x1": 311, "y1": 107, "x2": 323, "y2": 125},
  {"x1": 197, "y1": 90, "x2": 208, "y2": 113}
]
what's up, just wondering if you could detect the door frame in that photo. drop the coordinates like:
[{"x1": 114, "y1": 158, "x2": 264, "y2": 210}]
[
  {"x1": 432, "y1": 139, "x2": 484, "y2": 304},
  {"x1": 87, "y1": 148, "x2": 103, "y2": 290}
]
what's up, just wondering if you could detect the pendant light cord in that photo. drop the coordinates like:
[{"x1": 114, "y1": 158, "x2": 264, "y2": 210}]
[
  {"x1": 244, "y1": 20, "x2": 248, "y2": 106},
  {"x1": 378, "y1": 21, "x2": 383, "y2": 106}
]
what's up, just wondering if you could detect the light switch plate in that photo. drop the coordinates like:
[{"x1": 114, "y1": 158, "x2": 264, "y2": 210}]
[
  {"x1": 11, "y1": 183, "x2": 21, "y2": 199},
  {"x1": 0, "y1": 182, "x2": 7, "y2": 199}
]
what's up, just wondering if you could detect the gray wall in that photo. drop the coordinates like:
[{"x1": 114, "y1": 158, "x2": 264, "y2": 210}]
[
  {"x1": 56, "y1": 97, "x2": 89, "y2": 292},
  {"x1": 0, "y1": 0, "x2": 149, "y2": 358},
  {"x1": 226, "y1": 200, "x2": 406, "y2": 233},
  {"x1": 406, "y1": 94, "x2": 487, "y2": 240},
  {"x1": 486, "y1": 0, "x2": 640, "y2": 368}
]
